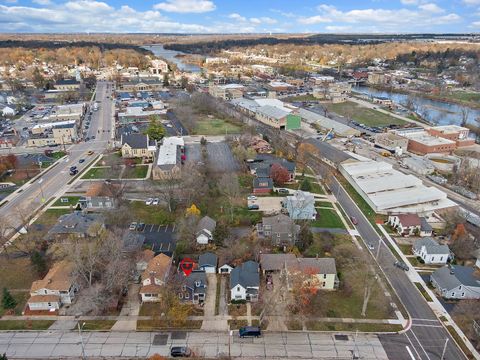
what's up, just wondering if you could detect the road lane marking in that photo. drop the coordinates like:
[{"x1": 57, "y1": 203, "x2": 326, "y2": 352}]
[
  {"x1": 406, "y1": 346, "x2": 416, "y2": 360},
  {"x1": 412, "y1": 318, "x2": 439, "y2": 322},
  {"x1": 411, "y1": 324, "x2": 443, "y2": 328},
  {"x1": 410, "y1": 329, "x2": 432, "y2": 360},
  {"x1": 405, "y1": 332, "x2": 423, "y2": 360}
]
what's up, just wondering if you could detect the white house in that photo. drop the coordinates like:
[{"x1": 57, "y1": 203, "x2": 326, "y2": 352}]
[
  {"x1": 1, "y1": 106, "x2": 16, "y2": 117},
  {"x1": 230, "y1": 261, "x2": 260, "y2": 302},
  {"x1": 413, "y1": 238, "x2": 450, "y2": 264},
  {"x1": 219, "y1": 264, "x2": 234, "y2": 274},
  {"x1": 431, "y1": 266, "x2": 480, "y2": 300},
  {"x1": 27, "y1": 261, "x2": 77, "y2": 312},
  {"x1": 196, "y1": 216, "x2": 216, "y2": 245}
]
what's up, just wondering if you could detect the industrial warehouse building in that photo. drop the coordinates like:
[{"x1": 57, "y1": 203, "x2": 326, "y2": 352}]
[
  {"x1": 339, "y1": 160, "x2": 456, "y2": 215},
  {"x1": 298, "y1": 108, "x2": 360, "y2": 137}
]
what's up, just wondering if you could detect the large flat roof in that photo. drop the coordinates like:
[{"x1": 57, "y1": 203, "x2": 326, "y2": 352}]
[
  {"x1": 430, "y1": 125, "x2": 468, "y2": 134},
  {"x1": 396, "y1": 129, "x2": 455, "y2": 146},
  {"x1": 156, "y1": 137, "x2": 184, "y2": 166},
  {"x1": 298, "y1": 108, "x2": 360, "y2": 137}
]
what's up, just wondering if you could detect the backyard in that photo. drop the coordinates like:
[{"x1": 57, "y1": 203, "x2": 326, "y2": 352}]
[{"x1": 324, "y1": 101, "x2": 406, "y2": 127}]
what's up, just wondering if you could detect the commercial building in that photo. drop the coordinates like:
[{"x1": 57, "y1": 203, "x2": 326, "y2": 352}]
[
  {"x1": 118, "y1": 78, "x2": 164, "y2": 92},
  {"x1": 208, "y1": 83, "x2": 245, "y2": 100},
  {"x1": 117, "y1": 107, "x2": 166, "y2": 125},
  {"x1": 152, "y1": 136, "x2": 185, "y2": 180},
  {"x1": 374, "y1": 133, "x2": 409, "y2": 153},
  {"x1": 28, "y1": 120, "x2": 78, "y2": 147},
  {"x1": 48, "y1": 103, "x2": 86, "y2": 122},
  {"x1": 339, "y1": 159, "x2": 456, "y2": 215},
  {"x1": 428, "y1": 125, "x2": 476, "y2": 147}
]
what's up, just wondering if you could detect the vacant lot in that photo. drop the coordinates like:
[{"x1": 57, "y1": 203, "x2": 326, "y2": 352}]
[
  {"x1": 129, "y1": 201, "x2": 176, "y2": 225},
  {"x1": 325, "y1": 101, "x2": 406, "y2": 127},
  {"x1": 311, "y1": 208, "x2": 345, "y2": 229},
  {"x1": 82, "y1": 167, "x2": 122, "y2": 180},
  {"x1": 123, "y1": 165, "x2": 149, "y2": 179},
  {"x1": 185, "y1": 142, "x2": 239, "y2": 173},
  {"x1": 195, "y1": 118, "x2": 242, "y2": 135}
]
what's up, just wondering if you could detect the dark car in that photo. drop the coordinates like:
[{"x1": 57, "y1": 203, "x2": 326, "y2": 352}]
[
  {"x1": 248, "y1": 204, "x2": 259, "y2": 210},
  {"x1": 350, "y1": 216, "x2": 358, "y2": 225},
  {"x1": 170, "y1": 346, "x2": 191, "y2": 357},
  {"x1": 79, "y1": 159, "x2": 85, "y2": 163},
  {"x1": 136, "y1": 223, "x2": 145, "y2": 231},
  {"x1": 69, "y1": 166, "x2": 77, "y2": 171},
  {"x1": 239, "y1": 326, "x2": 261, "y2": 338},
  {"x1": 277, "y1": 188, "x2": 289, "y2": 195},
  {"x1": 69, "y1": 169, "x2": 79, "y2": 176},
  {"x1": 394, "y1": 261, "x2": 409, "y2": 271}
]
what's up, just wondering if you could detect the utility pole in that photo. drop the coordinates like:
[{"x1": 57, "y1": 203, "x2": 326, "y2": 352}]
[
  {"x1": 78, "y1": 322, "x2": 86, "y2": 360},
  {"x1": 440, "y1": 338, "x2": 449, "y2": 360}
]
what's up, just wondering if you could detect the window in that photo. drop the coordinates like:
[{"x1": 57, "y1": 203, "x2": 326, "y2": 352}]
[
  {"x1": 237, "y1": 286, "x2": 240, "y2": 292},
  {"x1": 179, "y1": 293, "x2": 183, "y2": 299},
  {"x1": 461, "y1": 293, "x2": 465, "y2": 297},
  {"x1": 322, "y1": 282, "x2": 326, "y2": 287},
  {"x1": 451, "y1": 292, "x2": 455, "y2": 297},
  {"x1": 323, "y1": 274, "x2": 327, "y2": 279},
  {"x1": 185, "y1": 293, "x2": 190, "y2": 299}
]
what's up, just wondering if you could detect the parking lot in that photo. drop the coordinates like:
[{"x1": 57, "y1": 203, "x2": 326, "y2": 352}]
[
  {"x1": 185, "y1": 142, "x2": 239, "y2": 173},
  {"x1": 248, "y1": 197, "x2": 283, "y2": 214},
  {"x1": 135, "y1": 224, "x2": 177, "y2": 256}
]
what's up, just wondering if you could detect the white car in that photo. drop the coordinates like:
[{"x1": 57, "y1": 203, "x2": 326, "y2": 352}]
[
  {"x1": 152, "y1": 198, "x2": 159, "y2": 205},
  {"x1": 247, "y1": 195, "x2": 257, "y2": 201},
  {"x1": 129, "y1": 222, "x2": 137, "y2": 230},
  {"x1": 145, "y1": 198, "x2": 153, "y2": 205},
  {"x1": 367, "y1": 243, "x2": 375, "y2": 250}
]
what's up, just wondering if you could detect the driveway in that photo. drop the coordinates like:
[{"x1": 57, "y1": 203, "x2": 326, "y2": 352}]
[
  {"x1": 111, "y1": 284, "x2": 141, "y2": 331},
  {"x1": 248, "y1": 197, "x2": 283, "y2": 214},
  {"x1": 201, "y1": 274, "x2": 228, "y2": 331}
]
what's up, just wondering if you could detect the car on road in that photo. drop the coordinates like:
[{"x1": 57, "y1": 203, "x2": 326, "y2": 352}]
[
  {"x1": 92, "y1": 136, "x2": 96, "y2": 139},
  {"x1": 239, "y1": 326, "x2": 261, "y2": 338},
  {"x1": 248, "y1": 204, "x2": 259, "y2": 210},
  {"x1": 394, "y1": 260, "x2": 409, "y2": 271},
  {"x1": 367, "y1": 243, "x2": 375, "y2": 250},
  {"x1": 247, "y1": 195, "x2": 257, "y2": 201},
  {"x1": 136, "y1": 223, "x2": 146, "y2": 231},
  {"x1": 69, "y1": 169, "x2": 78, "y2": 176},
  {"x1": 129, "y1": 222, "x2": 137, "y2": 231},
  {"x1": 79, "y1": 159, "x2": 85, "y2": 163},
  {"x1": 145, "y1": 198, "x2": 153, "y2": 205},
  {"x1": 152, "y1": 198, "x2": 159, "y2": 206},
  {"x1": 350, "y1": 216, "x2": 358, "y2": 225},
  {"x1": 69, "y1": 166, "x2": 77, "y2": 172},
  {"x1": 170, "y1": 346, "x2": 191, "y2": 357},
  {"x1": 87, "y1": 150, "x2": 94, "y2": 155}
]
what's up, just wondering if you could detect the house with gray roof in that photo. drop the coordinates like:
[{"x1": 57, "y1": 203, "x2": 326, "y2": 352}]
[
  {"x1": 45, "y1": 212, "x2": 104, "y2": 241},
  {"x1": 178, "y1": 270, "x2": 207, "y2": 305},
  {"x1": 257, "y1": 214, "x2": 300, "y2": 247},
  {"x1": 196, "y1": 216, "x2": 216, "y2": 245},
  {"x1": 121, "y1": 133, "x2": 157, "y2": 159},
  {"x1": 430, "y1": 266, "x2": 480, "y2": 299},
  {"x1": 198, "y1": 252, "x2": 218, "y2": 273},
  {"x1": 230, "y1": 261, "x2": 260, "y2": 302},
  {"x1": 284, "y1": 190, "x2": 317, "y2": 220},
  {"x1": 413, "y1": 238, "x2": 451, "y2": 264}
]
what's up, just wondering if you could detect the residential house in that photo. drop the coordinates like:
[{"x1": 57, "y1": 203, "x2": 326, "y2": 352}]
[
  {"x1": 27, "y1": 261, "x2": 77, "y2": 312},
  {"x1": 178, "y1": 271, "x2": 207, "y2": 305},
  {"x1": 139, "y1": 253, "x2": 172, "y2": 303},
  {"x1": 413, "y1": 238, "x2": 450, "y2": 265},
  {"x1": 284, "y1": 191, "x2": 317, "y2": 220},
  {"x1": 388, "y1": 214, "x2": 422, "y2": 236},
  {"x1": 121, "y1": 133, "x2": 157, "y2": 160},
  {"x1": 198, "y1": 252, "x2": 218, "y2": 274},
  {"x1": 196, "y1": 216, "x2": 216, "y2": 245},
  {"x1": 248, "y1": 154, "x2": 296, "y2": 182},
  {"x1": 152, "y1": 137, "x2": 185, "y2": 180},
  {"x1": 430, "y1": 265, "x2": 480, "y2": 300},
  {"x1": 256, "y1": 214, "x2": 300, "y2": 247},
  {"x1": 230, "y1": 261, "x2": 260, "y2": 302},
  {"x1": 259, "y1": 254, "x2": 339, "y2": 290},
  {"x1": 253, "y1": 177, "x2": 273, "y2": 195},
  {"x1": 45, "y1": 212, "x2": 104, "y2": 241},
  {"x1": 150, "y1": 59, "x2": 169, "y2": 75},
  {"x1": 79, "y1": 182, "x2": 119, "y2": 212},
  {"x1": 218, "y1": 263, "x2": 234, "y2": 274}
]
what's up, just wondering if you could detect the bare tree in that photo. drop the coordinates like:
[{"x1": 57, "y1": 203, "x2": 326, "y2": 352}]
[{"x1": 461, "y1": 108, "x2": 470, "y2": 127}]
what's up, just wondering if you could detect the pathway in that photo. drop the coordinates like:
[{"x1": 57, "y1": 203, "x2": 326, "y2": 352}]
[
  {"x1": 201, "y1": 274, "x2": 228, "y2": 331},
  {"x1": 111, "y1": 284, "x2": 141, "y2": 331}
]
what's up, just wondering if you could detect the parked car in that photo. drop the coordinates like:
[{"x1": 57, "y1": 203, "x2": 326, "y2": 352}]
[
  {"x1": 394, "y1": 260, "x2": 409, "y2": 271},
  {"x1": 79, "y1": 159, "x2": 85, "y2": 163},
  {"x1": 145, "y1": 198, "x2": 153, "y2": 205},
  {"x1": 248, "y1": 204, "x2": 259, "y2": 210},
  {"x1": 239, "y1": 326, "x2": 261, "y2": 338},
  {"x1": 129, "y1": 222, "x2": 137, "y2": 231},
  {"x1": 247, "y1": 195, "x2": 257, "y2": 201},
  {"x1": 136, "y1": 223, "x2": 145, "y2": 231},
  {"x1": 277, "y1": 188, "x2": 289, "y2": 195},
  {"x1": 152, "y1": 198, "x2": 159, "y2": 205},
  {"x1": 350, "y1": 216, "x2": 358, "y2": 225},
  {"x1": 170, "y1": 346, "x2": 191, "y2": 357}
]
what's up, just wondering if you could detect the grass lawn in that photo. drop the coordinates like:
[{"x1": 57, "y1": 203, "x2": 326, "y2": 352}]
[
  {"x1": 195, "y1": 118, "x2": 242, "y2": 136},
  {"x1": 123, "y1": 165, "x2": 149, "y2": 179},
  {"x1": 0, "y1": 256, "x2": 42, "y2": 290},
  {"x1": 50, "y1": 151, "x2": 66, "y2": 160},
  {"x1": 81, "y1": 167, "x2": 122, "y2": 180},
  {"x1": 228, "y1": 319, "x2": 248, "y2": 330},
  {"x1": 35, "y1": 208, "x2": 72, "y2": 226},
  {"x1": 130, "y1": 201, "x2": 176, "y2": 225},
  {"x1": 0, "y1": 291, "x2": 29, "y2": 316},
  {"x1": 137, "y1": 320, "x2": 202, "y2": 331},
  {"x1": 446, "y1": 325, "x2": 475, "y2": 360},
  {"x1": 446, "y1": 91, "x2": 480, "y2": 104},
  {"x1": 305, "y1": 321, "x2": 402, "y2": 333},
  {"x1": 0, "y1": 320, "x2": 54, "y2": 330},
  {"x1": 53, "y1": 196, "x2": 81, "y2": 207},
  {"x1": 311, "y1": 208, "x2": 345, "y2": 229},
  {"x1": 398, "y1": 244, "x2": 413, "y2": 255},
  {"x1": 324, "y1": 101, "x2": 406, "y2": 127},
  {"x1": 414, "y1": 282, "x2": 433, "y2": 302},
  {"x1": 81, "y1": 320, "x2": 116, "y2": 331},
  {"x1": 287, "y1": 319, "x2": 303, "y2": 330},
  {"x1": 285, "y1": 94, "x2": 318, "y2": 102},
  {"x1": 228, "y1": 303, "x2": 247, "y2": 316},
  {"x1": 315, "y1": 201, "x2": 334, "y2": 208}
]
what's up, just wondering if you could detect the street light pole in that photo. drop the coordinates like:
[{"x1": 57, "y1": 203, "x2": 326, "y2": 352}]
[{"x1": 78, "y1": 322, "x2": 86, "y2": 360}]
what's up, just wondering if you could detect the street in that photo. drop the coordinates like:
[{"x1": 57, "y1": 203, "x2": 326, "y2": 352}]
[
  {"x1": 0, "y1": 81, "x2": 114, "y2": 239},
  {"x1": 0, "y1": 330, "x2": 389, "y2": 359}
]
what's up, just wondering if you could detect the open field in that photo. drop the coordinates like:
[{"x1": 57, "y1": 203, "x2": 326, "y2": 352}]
[
  {"x1": 195, "y1": 118, "x2": 242, "y2": 135},
  {"x1": 129, "y1": 201, "x2": 176, "y2": 225},
  {"x1": 137, "y1": 320, "x2": 202, "y2": 331},
  {"x1": 324, "y1": 101, "x2": 406, "y2": 127}
]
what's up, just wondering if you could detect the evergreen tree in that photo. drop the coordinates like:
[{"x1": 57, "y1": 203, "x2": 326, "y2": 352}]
[
  {"x1": 30, "y1": 250, "x2": 47, "y2": 276},
  {"x1": 2, "y1": 288, "x2": 16, "y2": 310}
]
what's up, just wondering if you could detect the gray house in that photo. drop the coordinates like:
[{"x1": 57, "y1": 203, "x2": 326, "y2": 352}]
[
  {"x1": 284, "y1": 190, "x2": 317, "y2": 220},
  {"x1": 257, "y1": 214, "x2": 300, "y2": 247},
  {"x1": 45, "y1": 212, "x2": 104, "y2": 240},
  {"x1": 178, "y1": 270, "x2": 207, "y2": 305},
  {"x1": 412, "y1": 238, "x2": 450, "y2": 265},
  {"x1": 198, "y1": 252, "x2": 218, "y2": 274},
  {"x1": 430, "y1": 266, "x2": 480, "y2": 300},
  {"x1": 196, "y1": 216, "x2": 216, "y2": 245},
  {"x1": 230, "y1": 261, "x2": 260, "y2": 302}
]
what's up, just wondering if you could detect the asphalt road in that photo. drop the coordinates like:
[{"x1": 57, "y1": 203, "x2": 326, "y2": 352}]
[
  {"x1": 0, "y1": 81, "x2": 114, "y2": 239},
  {"x1": 310, "y1": 158, "x2": 466, "y2": 360}
]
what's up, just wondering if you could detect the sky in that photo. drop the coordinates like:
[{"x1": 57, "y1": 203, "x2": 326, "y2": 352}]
[{"x1": 0, "y1": 0, "x2": 479, "y2": 33}]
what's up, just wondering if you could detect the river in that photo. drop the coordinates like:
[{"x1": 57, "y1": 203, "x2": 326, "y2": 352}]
[
  {"x1": 353, "y1": 86, "x2": 480, "y2": 126},
  {"x1": 143, "y1": 44, "x2": 201, "y2": 73}
]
